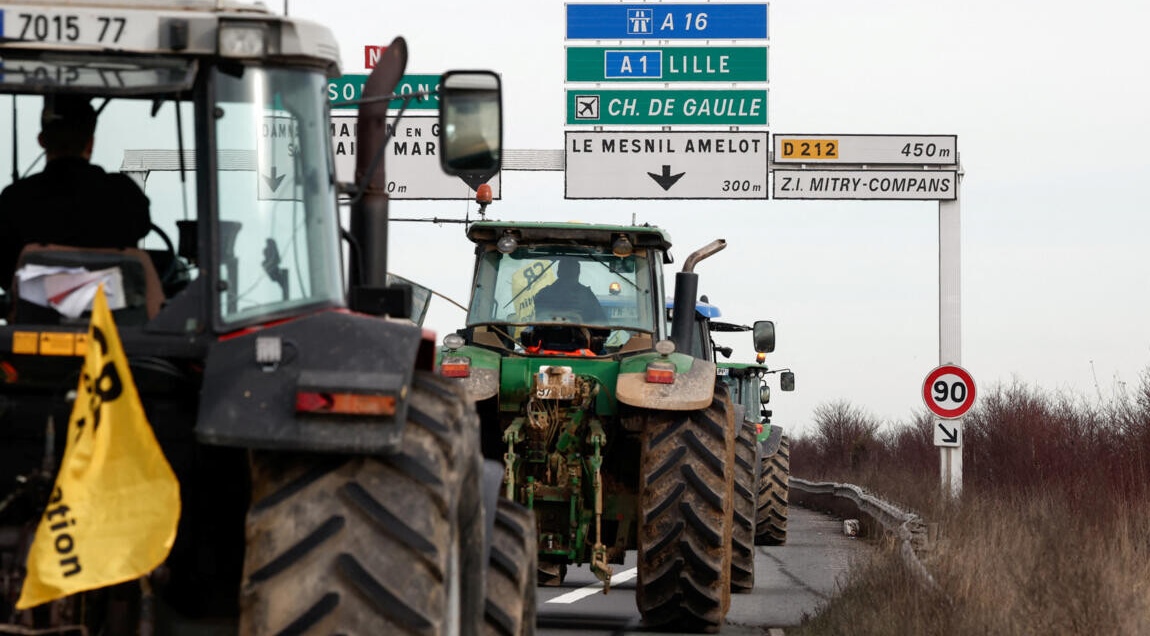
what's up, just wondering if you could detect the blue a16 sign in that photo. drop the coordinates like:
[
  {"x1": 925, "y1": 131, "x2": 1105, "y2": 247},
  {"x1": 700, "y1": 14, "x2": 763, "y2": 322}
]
[{"x1": 566, "y1": 3, "x2": 768, "y2": 40}]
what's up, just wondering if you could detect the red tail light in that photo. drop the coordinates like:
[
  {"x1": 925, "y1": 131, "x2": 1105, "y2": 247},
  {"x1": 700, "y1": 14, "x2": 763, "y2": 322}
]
[
  {"x1": 295, "y1": 391, "x2": 397, "y2": 416},
  {"x1": 440, "y1": 356, "x2": 471, "y2": 378},
  {"x1": 645, "y1": 361, "x2": 675, "y2": 385}
]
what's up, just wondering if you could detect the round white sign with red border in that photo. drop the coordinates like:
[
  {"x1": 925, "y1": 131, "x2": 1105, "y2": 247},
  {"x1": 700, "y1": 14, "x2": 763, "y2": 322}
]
[{"x1": 922, "y1": 364, "x2": 976, "y2": 419}]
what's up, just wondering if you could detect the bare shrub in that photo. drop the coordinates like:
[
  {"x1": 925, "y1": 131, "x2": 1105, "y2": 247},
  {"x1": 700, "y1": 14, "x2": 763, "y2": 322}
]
[
  {"x1": 796, "y1": 494, "x2": 1150, "y2": 635},
  {"x1": 790, "y1": 368, "x2": 1150, "y2": 634},
  {"x1": 797, "y1": 400, "x2": 881, "y2": 477}
]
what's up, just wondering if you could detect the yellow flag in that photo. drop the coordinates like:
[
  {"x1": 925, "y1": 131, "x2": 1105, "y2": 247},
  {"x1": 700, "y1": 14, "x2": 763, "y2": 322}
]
[{"x1": 17, "y1": 286, "x2": 181, "y2": 609}]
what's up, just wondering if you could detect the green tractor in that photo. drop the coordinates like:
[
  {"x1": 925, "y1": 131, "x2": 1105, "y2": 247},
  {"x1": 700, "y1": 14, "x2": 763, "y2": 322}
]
[
  {"x1": 438, "y1": 221, "x2": 744, "y2": 631},
  {"x1": 685, "y1": 302, "x2": 795, "y2": 547},
  {"x1": 666, "y1": 298, "x2": 787, "y2": 591},
  {"x1": 703, "y1": 317, "x2": 795, "y2": 545}
]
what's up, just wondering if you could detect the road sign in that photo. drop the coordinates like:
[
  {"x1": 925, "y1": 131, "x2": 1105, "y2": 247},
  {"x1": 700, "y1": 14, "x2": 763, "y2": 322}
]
[
  {"x1": 331, "y1": 115, "x2": 501, "y2": 200},
  {"x1": 773, "y1": 134, "x2": 957, "y2": 165},
  {"x1": 923, "y1": 364, "x2": 976, "y2": 419},
  {"x1": 567, "y1": 89, "x2": 767, "y2": 126},
  {"x1": 566, "y1": 3, "x2": 769, "y2": 40},
  {"x1": 566, "y1": 46, "x2": 768, "y2": 82},
  {"x1": 364, "y1": 45, "x2": 384, "y2": 69},
  {"x1": 258, "y1": 114, "x2": 299, "y2": 201},
  {"x1": 328, "y1": 74, "x2": 440, "y2": 110},
  {"x1": 934, "y1": 420, "x2": 962, "y2": 447},
  {"x1": 565, "y1": 130, "x2": 768, "y2": 199},
  {"x1": 772, "y1": 169, "x2": 956, "y2": 200}
]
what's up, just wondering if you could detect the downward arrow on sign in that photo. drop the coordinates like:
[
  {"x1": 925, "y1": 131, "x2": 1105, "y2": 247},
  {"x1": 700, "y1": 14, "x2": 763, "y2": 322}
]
[
  {"x1": 647, "y1": 165, "x2": 685, "y2": 191},
  {"x1": 262, "y1": 166, "x2": 286, "y2": 192},
  {"x1": 937, "y1": 422, "x2": 959, "y2": 445}
]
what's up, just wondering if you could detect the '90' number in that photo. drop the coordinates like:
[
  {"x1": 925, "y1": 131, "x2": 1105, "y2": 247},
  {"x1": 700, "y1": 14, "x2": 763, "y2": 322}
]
[{"x1": 933, "y1": 380, "x2": 967, "y2": 404}]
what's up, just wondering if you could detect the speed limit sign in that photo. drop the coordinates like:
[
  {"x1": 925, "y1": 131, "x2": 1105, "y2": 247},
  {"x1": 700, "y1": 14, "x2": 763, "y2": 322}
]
[{"x1": 923, "y1": 364, "x2": 976, "y2": 419}]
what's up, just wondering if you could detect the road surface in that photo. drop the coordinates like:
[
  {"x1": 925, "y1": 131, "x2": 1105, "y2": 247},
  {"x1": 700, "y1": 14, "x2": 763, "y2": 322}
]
[{"x1": 535, "y1": 505, "x2": 867, "y2": 634}]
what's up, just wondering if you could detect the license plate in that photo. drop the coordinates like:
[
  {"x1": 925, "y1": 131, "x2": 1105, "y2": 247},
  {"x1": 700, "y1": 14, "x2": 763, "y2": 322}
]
[
  {"x1": 535, "y1": 365, "x2": 579, "y2": 400},
  {"x1": 1, "y1": 6, "x2": 157, "y2": 49}
]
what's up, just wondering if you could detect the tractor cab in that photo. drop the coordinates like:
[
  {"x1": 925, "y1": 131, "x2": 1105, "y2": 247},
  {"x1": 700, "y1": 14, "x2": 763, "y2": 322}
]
[
  {"x1": 461, "y1": 222, "x2": 673, "y2": 357},
  {"x1": 0, "y1": 4, "x2": 347, "y2": 337}
]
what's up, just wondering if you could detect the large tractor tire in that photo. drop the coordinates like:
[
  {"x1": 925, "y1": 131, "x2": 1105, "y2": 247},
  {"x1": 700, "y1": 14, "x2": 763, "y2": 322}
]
[
  {"x1": 484, "y1": 498, "x2": 537, "y2": 636},
  {"x1": 239, "y1": 372, "x2": 485, "y2": 636},
  {"x1": 755, "y1": 433, "x2": 790, "y2": 546},
  {"x1": 730, "y1": 421, "x2": 758, "y2": 593},
  {"x1": 636, "y1": 393, "x2": 736, "y2": 632}
]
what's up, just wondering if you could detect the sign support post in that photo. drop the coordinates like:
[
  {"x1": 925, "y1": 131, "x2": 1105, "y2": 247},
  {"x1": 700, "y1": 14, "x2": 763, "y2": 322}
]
[
  {"x1": 770, "y1": 134, "x2": 966, "y2": 498},
  {"x1": 939, "y1": 169, "x2": 963, "y2": 497}
]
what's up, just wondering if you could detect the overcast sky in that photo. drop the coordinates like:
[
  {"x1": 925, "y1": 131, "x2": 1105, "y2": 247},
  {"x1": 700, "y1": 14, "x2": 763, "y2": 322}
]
[{"x1": 285, "y1": 0, "x2": 1150, "y2": 435}]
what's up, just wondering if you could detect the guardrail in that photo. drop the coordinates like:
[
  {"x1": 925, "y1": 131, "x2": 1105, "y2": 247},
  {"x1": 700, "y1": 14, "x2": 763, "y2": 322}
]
[{"x1": 790, "y1": 478, "x2": 940, "y2": 593}]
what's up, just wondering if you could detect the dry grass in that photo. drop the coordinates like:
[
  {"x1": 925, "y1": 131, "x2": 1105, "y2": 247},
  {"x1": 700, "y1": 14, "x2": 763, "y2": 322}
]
[{"x1": 791, "y1": 373, "x2": 1150, "y2": 635}]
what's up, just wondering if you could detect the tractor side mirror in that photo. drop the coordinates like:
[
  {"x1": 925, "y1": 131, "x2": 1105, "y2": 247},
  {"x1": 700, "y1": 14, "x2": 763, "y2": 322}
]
[
  {"x1": 759, "y1": 384, "x2": 771, "y2": 404},
  {"x1": 780, "y1": 371, "x2": 795, "y2": 391},
  {"x1": 438, "y1": 70, "x2": 502, "y2": 178},
  {"x1": 752, "y1": 320, "x2": 775, "y2": 353}
]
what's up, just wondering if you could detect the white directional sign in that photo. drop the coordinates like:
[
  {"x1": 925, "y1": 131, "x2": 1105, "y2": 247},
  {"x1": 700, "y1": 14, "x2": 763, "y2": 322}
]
[
  {"x1": 565, "y1": 130, "x2": 767, "y2": 199},
  {"x1": 934, "y1": 420, "x2": 962, "y2": 447},
  {"x1": 773, "y1": 169, "x2": 957, "y2": 200},
  {"x1": 258, "y1": 114, "x2": 301, "y2": 201},
  {"x1": 923, "y1": 364, "x2": 976, "y2": 419},
  {"x1": 331, "y1": 115, "x2": 501, "y2": 200},
  {"x1": 773, "y1": 134, "x2": 957, "y2": 165}
]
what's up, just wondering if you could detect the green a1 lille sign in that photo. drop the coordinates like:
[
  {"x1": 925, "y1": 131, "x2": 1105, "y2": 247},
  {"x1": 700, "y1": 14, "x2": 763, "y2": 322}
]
[
  {"x1": 566, "y1": 89, "x2": 767, "y2": 126},
  {"x1": 566, "y1": 46, "x2": 768, "y2": 82}
]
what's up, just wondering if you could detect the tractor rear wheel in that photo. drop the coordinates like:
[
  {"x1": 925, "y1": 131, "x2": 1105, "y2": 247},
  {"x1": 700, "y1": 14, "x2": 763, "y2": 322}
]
[
  {"x1": 239, "y1": 372, "x2": 484, "y2": 636},
  {"x1": 731, "y1": 421, "x2": 758, "y2": 593},
  {"x1": 755, "y1": 433, "x2": 790, "y2": 546},
  {"x1": 483, "y1": 498, "x2": 537, "y2": 636},
  {"x1": 636, "y1": 394, "x2": 735, "y2": 632}
]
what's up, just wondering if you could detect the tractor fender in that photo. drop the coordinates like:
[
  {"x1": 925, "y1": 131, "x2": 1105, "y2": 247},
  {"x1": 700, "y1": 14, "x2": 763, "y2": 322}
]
[
  {"x1": 617, "y1": 351, "x2": 716, "y2": 411},
  {"x1": 761, "y1": 424, "x2": 785, "y2": 458},
  {"x1": 196, "y1": 311, "x2": 421, "y2": 454},
  {"x1": 438, "y1": 344, "x2": 500, "y2": 402}
]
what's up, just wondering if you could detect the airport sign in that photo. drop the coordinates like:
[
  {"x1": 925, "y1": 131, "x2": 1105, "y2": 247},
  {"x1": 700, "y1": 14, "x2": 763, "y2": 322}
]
[{"x1": 567, "y1": 89, "x2": 767, "y2": 126}]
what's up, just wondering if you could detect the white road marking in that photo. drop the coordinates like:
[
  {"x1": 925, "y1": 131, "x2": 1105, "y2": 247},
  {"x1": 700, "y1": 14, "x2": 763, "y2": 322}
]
[{"x1": 545, "y1": 567, "x2": 638, "y2": 604}]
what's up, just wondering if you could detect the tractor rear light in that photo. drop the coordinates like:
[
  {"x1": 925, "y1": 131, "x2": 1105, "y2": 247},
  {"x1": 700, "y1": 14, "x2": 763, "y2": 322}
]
[
  {"x1": 440, "y1": 355, "x2": 471, "y2": 378},
  {"x1": 645, "y1": 361, "x2": 676, "y2": 385},
  {"x1": 295, "y1": 391, "x2": 397, "y2": 416}
]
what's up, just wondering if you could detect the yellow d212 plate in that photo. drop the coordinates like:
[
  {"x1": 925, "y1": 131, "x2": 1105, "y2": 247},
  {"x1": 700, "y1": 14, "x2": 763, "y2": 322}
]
[{"x1": 778, "y1": 138, "x2": 839, "y2": 160}]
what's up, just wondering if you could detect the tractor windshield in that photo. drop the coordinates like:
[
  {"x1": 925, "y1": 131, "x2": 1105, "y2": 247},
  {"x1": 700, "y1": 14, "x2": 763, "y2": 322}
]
[
  {"x1": 213, "y1": 65, "x2": 343, "y2": 326},
  {"x1": 468, "y1": 245, "x2": 659, "y2": 334}
]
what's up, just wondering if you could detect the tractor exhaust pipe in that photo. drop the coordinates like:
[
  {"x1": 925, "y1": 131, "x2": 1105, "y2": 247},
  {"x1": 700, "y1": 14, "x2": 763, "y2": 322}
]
[
  {"x1": 670, "y1": 239, "x2": 726, "y2": 354},
  {"x1": 350, "y1": 37, "x2": 407, "y2": 288}
]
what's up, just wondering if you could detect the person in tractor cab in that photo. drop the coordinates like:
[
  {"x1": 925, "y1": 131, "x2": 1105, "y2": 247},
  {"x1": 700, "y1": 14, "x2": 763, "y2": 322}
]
[
  {"x1": 0, "y1": 95, "x2": 152, "y2": 293},
  {"x1": 533, "y1": 257, "x2": 607, "y2": 324}
]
